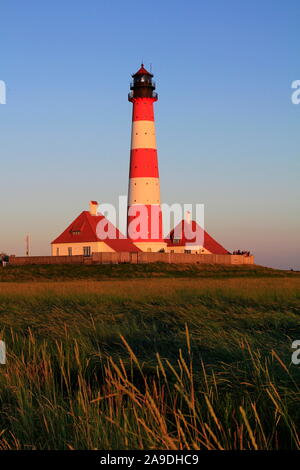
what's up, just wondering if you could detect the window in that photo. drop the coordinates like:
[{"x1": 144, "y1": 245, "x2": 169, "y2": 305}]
[
  {"x1": 83, "y1": 246, "x2": 91, "y2": 257},
  {"x1": 68, "y1": 247, "x2": 72, "y2": 256},
  {"x1": 147, "y1": 248, "x2": 152, "y2": 252},
  {"x1": 71, "y1": 230, "x2": 81, "y2": 235},
  {"x1": 173, "y1": 238, "x2": 181, "y2": 245},
  {"x1": 56, "y1": 248, "x2": 59, "y2": 256},
  {"x1": 184, "y1": 250, "x2": 192, "y2": 254}
]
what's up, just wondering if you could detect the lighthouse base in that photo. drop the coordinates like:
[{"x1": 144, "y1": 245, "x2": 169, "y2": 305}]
[{"x1": 133, "y1": 241, "x2": 168, "y2": 252}]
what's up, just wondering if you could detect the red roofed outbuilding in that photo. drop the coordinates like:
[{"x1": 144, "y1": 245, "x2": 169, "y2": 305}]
[
  {"x1": 165, "y1": 217, "x2": 229, "y2": 255},
  {"x1": 51, "y1": 202, "x2": 141, "y2": 257}
]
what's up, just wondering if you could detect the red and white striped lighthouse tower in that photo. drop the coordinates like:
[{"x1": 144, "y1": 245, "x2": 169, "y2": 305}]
[{"x1": 127, "y1": 64, "x2": 167, "y2": 252}]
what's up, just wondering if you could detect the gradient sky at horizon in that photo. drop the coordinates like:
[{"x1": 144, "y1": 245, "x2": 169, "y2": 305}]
[{"x1": 0, "y1": 0, "x2": 299, "y2": 269}]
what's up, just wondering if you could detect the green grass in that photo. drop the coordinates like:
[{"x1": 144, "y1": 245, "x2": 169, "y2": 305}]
[
  {"x1": 0, "y1": 265, "x2": 299, "y2": 449},
  {"x1": 0, "y1": 262, "x2": 298, "y2": 282}
]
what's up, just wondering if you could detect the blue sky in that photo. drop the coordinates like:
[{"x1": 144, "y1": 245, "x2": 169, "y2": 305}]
[{"x1": 0, "y1": 0, "x2": 299, "y2": 269}]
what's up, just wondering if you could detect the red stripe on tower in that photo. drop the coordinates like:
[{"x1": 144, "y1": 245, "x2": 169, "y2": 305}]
[
  {"x1": 129, "y1": 149, "x2": 159, "y2": 178},
  {"x1": 127, "y1": 65, "x2": 166, "y2": 251}
]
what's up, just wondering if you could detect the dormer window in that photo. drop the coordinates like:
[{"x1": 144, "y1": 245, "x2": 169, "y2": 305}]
[{"x1": 71, "y1": 230, "x2": 81, "y2": 235}]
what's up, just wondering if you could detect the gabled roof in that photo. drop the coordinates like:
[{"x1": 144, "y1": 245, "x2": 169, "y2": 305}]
[
  {"x1": 51, "y1": 211, "x2": 141, "y2": 252},
  {"x1": 132, "y1": 64, "x2": 153, "y2": 77},
  {"x1": 165, "y1": 220, "x2": 229, "y2": 255}
]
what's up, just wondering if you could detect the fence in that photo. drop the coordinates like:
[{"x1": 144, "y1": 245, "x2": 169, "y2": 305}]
[{"x1": 9, "y1": 252, "x2": 254, "y2": 266}]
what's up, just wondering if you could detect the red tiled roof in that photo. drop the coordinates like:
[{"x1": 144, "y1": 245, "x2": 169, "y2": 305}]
[
  {"x1": 51, "y1": 211, "x2": 141, "y2": 252},
  {"x1": 132, "y1": 64, "x2": 153, "y2": 77},
  {"x1": 165, "y1": 220, "x2": 229, "y2": 255}
]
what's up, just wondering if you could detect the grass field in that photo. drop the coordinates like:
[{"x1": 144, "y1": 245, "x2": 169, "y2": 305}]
[{"x1": 0, "y1": 263, "x2": 299, "y2": 450}]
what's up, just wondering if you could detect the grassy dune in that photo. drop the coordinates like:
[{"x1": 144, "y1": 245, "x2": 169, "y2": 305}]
[
  {"x1": 0, "y1": 264, "x2": 299, "y2": 449},
  {"x1": 0, "y1": 262, "x2": 297, "y2": 282}
]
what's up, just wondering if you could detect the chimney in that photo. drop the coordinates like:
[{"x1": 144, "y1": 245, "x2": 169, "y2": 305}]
[{"x1": 89, "y1": 201, "x2": 98, "y2": 216}]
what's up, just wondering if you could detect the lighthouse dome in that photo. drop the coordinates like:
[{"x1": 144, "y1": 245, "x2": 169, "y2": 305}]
[
  {"x1": 132, "y1": 64, "x2": 153, "y2": 77},
  {"x1": 130, "y1": 64, "x2": 157, "y2": 99}
]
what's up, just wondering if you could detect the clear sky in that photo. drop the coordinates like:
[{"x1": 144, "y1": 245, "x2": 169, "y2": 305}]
[{"x1": 1, "y1": 0, "x2": 299, "y2": 269}]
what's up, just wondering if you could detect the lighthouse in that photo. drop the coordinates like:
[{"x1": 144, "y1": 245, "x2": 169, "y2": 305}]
[
  {"x1": 127, "y1": 65, "x2": 167, "y2": 252},
  {"x1": 51, "y1": 64, "x2": 232, "y2": 261}
]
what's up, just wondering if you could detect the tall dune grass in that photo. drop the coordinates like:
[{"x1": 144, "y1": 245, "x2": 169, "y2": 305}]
[
  {"x1": 0, "y1": 275, "x2": 299, "y2": 449},
  {"x1": 0, "y1": 328, "x2": 299, "y2": 450}
]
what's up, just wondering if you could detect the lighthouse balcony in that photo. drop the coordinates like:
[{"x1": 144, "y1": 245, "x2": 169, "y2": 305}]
[{"x1": 128, "y1": 91, "x2": 158, "y2": 100}]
